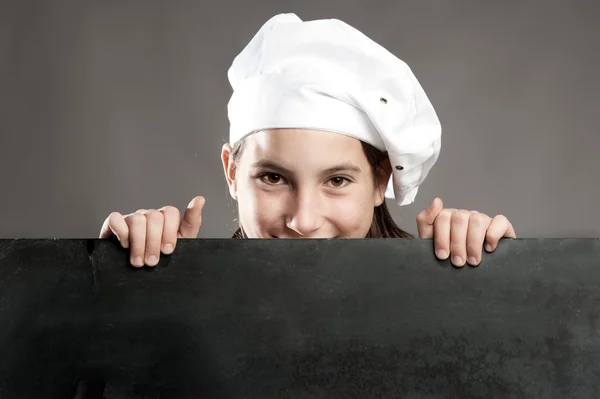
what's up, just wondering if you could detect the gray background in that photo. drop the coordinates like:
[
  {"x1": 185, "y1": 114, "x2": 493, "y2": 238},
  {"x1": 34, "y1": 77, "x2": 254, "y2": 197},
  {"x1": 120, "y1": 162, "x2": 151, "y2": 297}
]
[{"x1": 0, "y1": 0, "x2": 598, "y2": 239}]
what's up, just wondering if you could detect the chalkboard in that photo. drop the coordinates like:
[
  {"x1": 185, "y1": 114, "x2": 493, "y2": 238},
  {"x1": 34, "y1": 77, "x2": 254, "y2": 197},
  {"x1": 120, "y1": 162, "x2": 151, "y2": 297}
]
[{"x1": 0, "y1": 238, "x2": 599, "y2": 398}]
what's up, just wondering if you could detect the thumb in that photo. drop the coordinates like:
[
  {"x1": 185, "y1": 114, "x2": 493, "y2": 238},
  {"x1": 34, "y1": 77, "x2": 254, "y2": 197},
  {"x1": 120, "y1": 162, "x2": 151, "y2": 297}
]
[
  {"x1": 416, "y1": 197, "x2": 444, "y2": 238},
  {"x1": 178, "y1": 196, "x2": 206, "y2": 239}
]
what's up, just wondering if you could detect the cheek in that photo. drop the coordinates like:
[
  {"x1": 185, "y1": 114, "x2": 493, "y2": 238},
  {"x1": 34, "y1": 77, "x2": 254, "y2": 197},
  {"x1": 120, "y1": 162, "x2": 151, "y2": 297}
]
[
  {"x1": 327, "y1": 191, "x2": 375, "y2": 236},
  {"x1": 236, "y1": 180, "x2": 288, "y2": 236}
]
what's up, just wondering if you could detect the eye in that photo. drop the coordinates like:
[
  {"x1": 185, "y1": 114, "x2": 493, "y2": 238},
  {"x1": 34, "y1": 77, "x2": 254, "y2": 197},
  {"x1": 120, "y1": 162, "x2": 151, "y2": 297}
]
[
  {"x1": 328, "y1": 176, "x2": 349, "y2": 188},
  {"x1": 260, "y1": 173, "x2": 284, "y2": 185}
]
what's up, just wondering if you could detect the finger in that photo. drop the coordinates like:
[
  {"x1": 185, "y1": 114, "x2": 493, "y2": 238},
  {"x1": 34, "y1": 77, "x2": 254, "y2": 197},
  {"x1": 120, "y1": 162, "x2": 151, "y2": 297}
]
[
  {"x1": 125, "y1": 213, "x2": 147, "y2": 268},
  {"x1": 416, "y1": 198, "x2": 444, "y2": 238},
  {"x1": 140, "y1": 210, "x2": 164, "y2": 266},
  {"x1": 178, "y1": 196, "x2": 206, "y2": 239},
  {"x1": 432, "y1": 208, "x2": 454, "y2": 260},
  {"x1": 448, "y1": 210, "x2": 471, "y2": 267},
  {"x1": 485, "y1": 215, "x2": 516, "y2": 252},
  {"x1": 141, "y1": 210, "x2": 164, "y2": 267},
  {"x1": 159, "y1": 206, "x2": 181, "y2": 254},
  {"x1": 99, "y1": 212, "x2": 130, "y2": 248},
  {"x1": 465, "y1": 213, "x2": 492, "y2": 266}
]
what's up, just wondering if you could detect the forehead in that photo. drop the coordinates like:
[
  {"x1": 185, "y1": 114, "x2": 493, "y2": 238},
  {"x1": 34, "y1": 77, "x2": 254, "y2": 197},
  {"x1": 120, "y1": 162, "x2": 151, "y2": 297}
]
[{"x1": 243, "y1": 129, "x2": 367, "y2": 162}]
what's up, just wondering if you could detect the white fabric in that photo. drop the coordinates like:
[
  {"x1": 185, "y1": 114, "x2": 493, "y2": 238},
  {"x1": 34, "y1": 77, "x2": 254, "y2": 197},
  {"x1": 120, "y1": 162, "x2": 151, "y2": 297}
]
[{"x1": 227, "y1": 13, "x2": 442, "y2": 206}]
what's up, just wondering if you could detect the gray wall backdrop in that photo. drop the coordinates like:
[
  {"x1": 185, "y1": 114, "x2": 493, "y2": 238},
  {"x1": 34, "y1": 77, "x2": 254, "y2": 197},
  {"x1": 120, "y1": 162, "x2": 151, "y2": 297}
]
[{"x1": 1, "y1": 0, "x2": 598, "y2": 239}]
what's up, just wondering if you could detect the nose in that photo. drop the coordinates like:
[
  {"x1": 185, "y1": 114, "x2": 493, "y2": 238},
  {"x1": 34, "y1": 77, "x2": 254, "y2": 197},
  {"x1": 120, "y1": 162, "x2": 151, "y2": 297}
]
[{"x1": 285, "y1": 189, "x2": 324, "y2": 237}]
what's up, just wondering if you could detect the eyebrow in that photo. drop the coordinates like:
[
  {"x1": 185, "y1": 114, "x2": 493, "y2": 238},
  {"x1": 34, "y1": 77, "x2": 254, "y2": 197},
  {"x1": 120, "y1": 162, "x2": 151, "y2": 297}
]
[{"x1": 251, "y1": 160, "x2": 362, "y2": 175}]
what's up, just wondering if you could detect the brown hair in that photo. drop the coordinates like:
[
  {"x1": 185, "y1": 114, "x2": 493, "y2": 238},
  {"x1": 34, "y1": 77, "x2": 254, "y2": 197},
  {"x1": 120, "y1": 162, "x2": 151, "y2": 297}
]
[{"x1": 229, "y1": 136, "x2": 414, "y2": 239}]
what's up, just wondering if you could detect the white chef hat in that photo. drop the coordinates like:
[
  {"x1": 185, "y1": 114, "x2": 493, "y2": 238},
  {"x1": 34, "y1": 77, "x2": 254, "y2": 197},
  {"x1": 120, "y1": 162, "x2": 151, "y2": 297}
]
[{"x1": 227, "y1": 13, "x2": 441, "y2": 206}]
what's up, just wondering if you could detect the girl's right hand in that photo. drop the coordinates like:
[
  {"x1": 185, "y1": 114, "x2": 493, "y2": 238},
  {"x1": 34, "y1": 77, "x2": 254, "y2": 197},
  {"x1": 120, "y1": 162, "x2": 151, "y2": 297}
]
[{"x1": 99, "y1": 196, "x2": 205, "y2": 267}]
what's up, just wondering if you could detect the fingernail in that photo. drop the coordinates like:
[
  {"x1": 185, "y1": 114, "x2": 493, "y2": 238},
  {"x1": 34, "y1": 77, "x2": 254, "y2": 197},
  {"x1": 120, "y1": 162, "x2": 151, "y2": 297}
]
[
  {"x1": 147, "y1": 255, "x2": 158, "y2": 266},
  {"x1": 452, "y1": 255, "x2": 465, "y2": 266},
  {"x1": 485, "y1": 243, "x2": 493, "y2": 252},
  {"x1": 163, "y1": 244, "x2": 174, "y2": 254},
  {"x1": 468, "y1": 256, "x2": 478, "y2": 265},
  {"x1": 436, "y1": 249, "x2": 448, "y2": 259},
  {"x1": 133, "y1": 256, "x2": 143, "y2": 267},
  {"x1": 122, "y1": 240, "x2": 129, "y2": 248}
]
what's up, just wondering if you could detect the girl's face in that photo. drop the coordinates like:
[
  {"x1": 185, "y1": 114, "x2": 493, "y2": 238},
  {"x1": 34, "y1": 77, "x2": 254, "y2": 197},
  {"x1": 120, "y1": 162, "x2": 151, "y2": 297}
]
[{"x1": 222, "y1": 129, "x2": 390, "y2": 238}]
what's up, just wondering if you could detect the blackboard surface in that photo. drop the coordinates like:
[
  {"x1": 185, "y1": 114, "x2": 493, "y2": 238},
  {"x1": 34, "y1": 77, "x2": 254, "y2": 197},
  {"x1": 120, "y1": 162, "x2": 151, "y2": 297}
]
[{"x1": 0, "y1": 238, "x2": 599, "y2": 398}]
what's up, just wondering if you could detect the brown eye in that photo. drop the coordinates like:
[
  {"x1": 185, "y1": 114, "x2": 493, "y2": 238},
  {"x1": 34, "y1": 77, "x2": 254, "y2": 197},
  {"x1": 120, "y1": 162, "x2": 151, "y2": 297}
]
[
  {"x1": 266, "y1": 174, "x2": 281, "y2": 184},
  {"x1": 330, "y1": 177, "x2": 345, "y2": 187}
]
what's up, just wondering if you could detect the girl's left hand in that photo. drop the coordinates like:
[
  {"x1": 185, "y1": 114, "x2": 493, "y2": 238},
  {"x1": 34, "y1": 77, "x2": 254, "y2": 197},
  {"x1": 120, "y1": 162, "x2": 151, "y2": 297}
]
[{"x1": 416, "y1": 198, "x2": 516, "y2": 267}]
